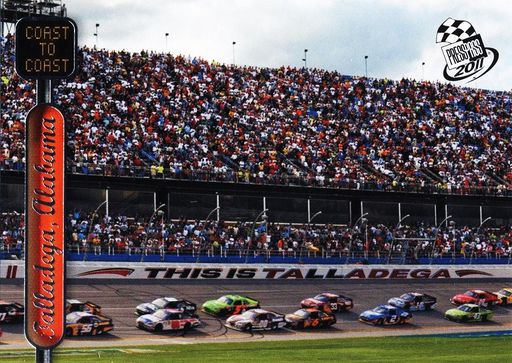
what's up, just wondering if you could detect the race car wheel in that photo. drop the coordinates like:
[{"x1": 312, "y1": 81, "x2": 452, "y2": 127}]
[
  {"x1": 65, "y1": 327, "x2": 73, "y2": 336},
  {"x1": 184, "y1": 323, "x2": 191, "y2": 331},
  {"x1": 270, "y1": 323, "x2": 278, "y2": 331},
  {"x1": 377, "y1": 319, "x2": 384, "y2": 326},
  {"x1": 96, "y1": 328, "x2": 104, "y2": 335},
  {"x1": 502, "y1": 298, "x2": 508, "y2": 306},
  {"x1": 481, "y1": 315, "x2": 488, "y2": 322},
  {"x1": 298, "y1": 321, "x2": 305, "y2": 329},
  {"x1": 154, "y1": 324, "x2": 163, "y2": 332},
  {"x1": 243, "y1": 324, "x2": 252, "y2": 332},
  {"x1": 460, "y1": 316, "x2": 467, "y2": 323}
]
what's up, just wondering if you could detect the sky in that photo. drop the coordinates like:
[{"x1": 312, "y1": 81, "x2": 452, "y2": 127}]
[{"x1": 64, "y1": 0, "x2": 512, "y2": 91}]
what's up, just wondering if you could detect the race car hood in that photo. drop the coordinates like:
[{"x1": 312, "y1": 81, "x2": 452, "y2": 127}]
[
  {"x1": 445, "y1": 308, "x2": 466, "y2": 317},
  {"x1": 226, "y1": 314, "x2": 248, "y2": 324},
  {"x1": 284, "y1": 314, "x2": 302, "y2": 322},
  {"x1": 301, "y1": 298, "x2": 323, "y2": 306},
  {"x1": 137, "y1": 314, "x2": 160, "y2": 323},
  {"x1": 388, "y1": 298, "x2": 406, "y2": 307},
  {"x1": 136, "y1": 303, "x2": 157, "y2": 313},
  {"x1": 359, "y1": 310, "x2": 382, "y2": 320},
  {"x1": 202, "y1": 300, "x2": 226, "y2": 312},
  {"x1": 452, "y1": 294, "x2": 475, "y2": 303}
]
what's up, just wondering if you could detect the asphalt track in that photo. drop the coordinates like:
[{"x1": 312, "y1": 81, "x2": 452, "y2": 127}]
[{"x1": 1, "y1": 279, "x2": 511, "y2": 349}]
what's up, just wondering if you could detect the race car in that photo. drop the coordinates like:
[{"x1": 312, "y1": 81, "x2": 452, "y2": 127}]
[
  {"x1": 136, "y1": 309, "x2": 201, "y2": 332},
  {"x1": 450, "y1": 290, "x2": 499, "y2": 307},
  {"x1": 285, "y1": 308, "x2": 336, "y2": 329},
  {"x1": 202, "y1": 295, "x2": 260, "y2": 316},
  {"x1": 66, "y1": 299, "x2": 103, "y2": 315},
  {"x1": 300, "y1": 293, "x2": 353, "y2": 313},
  {"x1": 445, "y1": 304, "x2": 494, "y2": 323},
  {"x1": 359, "y1": 305, "x2": 412, "y2": 325},
  {"x1": 0, "y1": 300, "x2": 24, "y2": 323},
  {"x1": 65, "y1": 312, "x2": 114, "y2": 336},
  {"x1": 135, "y1": 297, "x2": 197, "y2": 316},
  {"x1": 225, "y1": 309, "x2": 286, "y2": 331},
  {"x1": 494, "y1": 288, "x2": 512, "y2": 306},
  {"x1": 387, "y1": 292, "x2": 437, "y2": 311}
]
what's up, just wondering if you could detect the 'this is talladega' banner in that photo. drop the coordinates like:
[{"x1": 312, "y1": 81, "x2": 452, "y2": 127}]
[{"x1": 2, "y1": 261, "x2": 512, "y2": 280}]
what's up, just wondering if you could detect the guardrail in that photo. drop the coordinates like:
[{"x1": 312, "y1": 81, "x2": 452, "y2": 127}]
[{"x1": 2, "y1": 162, "x2": 511, "y2": 196}]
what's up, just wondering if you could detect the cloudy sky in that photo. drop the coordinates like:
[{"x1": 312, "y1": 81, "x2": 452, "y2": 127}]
[{"x1": 65, "y1": 0, "x2": 511, "y2": 91}]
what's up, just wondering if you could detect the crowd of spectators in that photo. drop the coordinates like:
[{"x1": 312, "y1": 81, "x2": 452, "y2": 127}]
[
  {"x1": 2, "y1": 209, "x2": 511, "y2": 261},
  {"x1": 2, "y1": 33, "x2": 512, "y2": 195}
]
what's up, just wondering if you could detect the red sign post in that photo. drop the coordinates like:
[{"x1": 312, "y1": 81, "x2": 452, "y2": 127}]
[{"x1": 25, "y1": 104, "x2": 66, "y2": 351}]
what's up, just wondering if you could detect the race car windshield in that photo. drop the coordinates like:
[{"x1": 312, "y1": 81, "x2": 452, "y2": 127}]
[
  {"x1": 153, "y1": 310, "x2": 169, "y2": 319},
  {"x1": 458, "y1": 305, "x2": 473, "y2": 312},
  {"x1": 217, "y1": 296, "x2": 233, "y2": 304},
  {"x1": 294, "y1": 310, "x2": 309, "y2": 317},
  {"x1": 314, "y1": 295, "x2": 329, "y2": 302},
  {"x1": 152, "y1": 298, "x2": 168, "y2": 308},
  {"x1": 400, "y1": 293, "x2": 415, "y2": 301},
  {"x1": 241, "y1": 311, "x2": 258, "y2": 319},
  {"x1": 464, "y1": 291, "x2": 478, "y2": 297},
  {"x1": 373, "y1": 307, "x2": 387, "y2": 313},
  {"x1": 498, "y1": 289, "x2": 511, "y2": 297}
]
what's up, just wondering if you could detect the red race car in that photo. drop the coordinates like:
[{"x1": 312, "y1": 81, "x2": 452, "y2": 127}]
[
  {"x1": 301, "y1": 293, "x2": 353, "y2": 313},
  {"x1": 450, "y1": 290, "x2": 499, "y2": 307}
]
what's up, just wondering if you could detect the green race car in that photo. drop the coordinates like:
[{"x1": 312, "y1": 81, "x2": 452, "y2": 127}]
[
  {"x1": 445, "y1": 303, "x2": 493, "y2": 323},
  {"x1": 201, "y1": 295, "x2": 260, "y2": 316}
]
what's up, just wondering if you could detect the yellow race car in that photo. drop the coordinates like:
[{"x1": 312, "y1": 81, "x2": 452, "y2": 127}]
[
  {"x1": 495, "y1": 288, "x2": 512, "y2": 306},
  {"x1": 65, "y1": 312, "x2": 114, "y2": 336}
]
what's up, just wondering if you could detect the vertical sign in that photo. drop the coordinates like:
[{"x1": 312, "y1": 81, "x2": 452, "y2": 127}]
[
  {"x1": 25, "y1": 104, "x2": 66, "y2": 349},
  {"x1": 16, "y1": 16, "x2": 76, "y2": 362}
]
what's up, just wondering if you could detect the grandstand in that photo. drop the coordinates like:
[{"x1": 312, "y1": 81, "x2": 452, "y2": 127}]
[{"x1": 2, "y1": 32, "x2": 512, "y2": 265}]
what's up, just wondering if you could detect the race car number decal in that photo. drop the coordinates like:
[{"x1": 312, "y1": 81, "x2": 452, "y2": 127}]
[
  {"x1": 330, "y1": 303, "x2": 337, "y2": 310},
  {"x1": 0, "y1": 313, "x2": 6, "y2": 321},
  {"x1": 81, "y1": 324, "x2": 93, "y2": 333}
]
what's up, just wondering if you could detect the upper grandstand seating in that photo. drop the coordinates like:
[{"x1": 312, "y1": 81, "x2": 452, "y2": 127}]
[{"x1": 2, "y1": 33, "x2": 512, "y2": 195}]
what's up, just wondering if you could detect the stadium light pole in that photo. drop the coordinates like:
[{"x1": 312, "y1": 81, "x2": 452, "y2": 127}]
[
  {"x1": 246, "y1": 209, "x2": 269, "y2": 261},
  {"x1": 94, "y1": 23, "x2": 99, "y2": 49},
  {"x1": 303, "y1": 49, "x2": 308, "y2": 68},
  {"x1": 86, "y1": 200, "x2": 108, "y2": 253},
  {"x1": 387, "y1": 214, "x2": 410, "y2": 264},
  {"x1": 347, "y1": 213, "x2": 368, "y2": 263},
  {"x1": 142, "y1": 204, "x2": 166, "y2": 257},
  {"x1": 308, "y1": 211, "x2": 322, "y2": 225},
  {"x1": 206, "y1": 207, "x2": 220, "y2": 222},
  {"x1": 422, "y1": 61, "x2": 425, "y2": 80},
  {"x1": 165, "y1": 32, "x2": 169, "y2": 52},
  {"x1": 364, "y1": 55, "x2": 368, "y2": 78},
  {"x1": 437, "y1": 215, "x2": 452, "y2": 230},
  {"x1": 477, "y1": 217, "x2": 492, "y2": 235},
  {"x1": 232, "y1": 41, "x2": 236, "y2": 65}
]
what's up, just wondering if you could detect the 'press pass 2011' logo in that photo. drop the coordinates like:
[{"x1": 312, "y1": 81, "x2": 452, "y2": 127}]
[{"x1": 436, "y1": 18, "x2": 499, "y2": 82}]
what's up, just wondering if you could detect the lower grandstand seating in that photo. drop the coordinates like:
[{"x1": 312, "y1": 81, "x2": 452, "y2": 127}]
[{"x1": 1, "y1": 211, "x2": 511, "y2": 264}]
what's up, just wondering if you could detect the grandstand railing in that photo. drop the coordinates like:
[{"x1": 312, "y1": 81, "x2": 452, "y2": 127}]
[
  {"x1": 2, "y1": 161, "x2": 510, "y2": 196},
  {"x1": 3, "y1": 243, "x2": 508, "y2": 265},
  {"x1": 56, "y1": 245, "x2": 512, "y2": 265},
  {"x1": 65, "y1": 163, "x2": 512, "y2": 196}
]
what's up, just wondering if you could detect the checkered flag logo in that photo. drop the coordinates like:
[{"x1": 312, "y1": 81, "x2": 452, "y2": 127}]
[{"x1": 436, "y1": 18, "x2": 476, "y2": 44}]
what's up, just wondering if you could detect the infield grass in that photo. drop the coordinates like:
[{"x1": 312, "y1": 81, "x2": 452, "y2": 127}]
[{"x1": 1, "y1": 336, "x2": 511, "y2": 363}]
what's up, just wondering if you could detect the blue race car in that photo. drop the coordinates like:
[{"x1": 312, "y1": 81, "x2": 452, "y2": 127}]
[{"x1": 359, "y1": 304, "x2": 412, "y2": 325}]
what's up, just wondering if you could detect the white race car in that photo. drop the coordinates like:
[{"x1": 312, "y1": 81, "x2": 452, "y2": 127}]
[
  {"x1": 136, "y1": 309, "x2": 201, "y2": 332},
  {"x1": 225, "y1": 309, "x2": 286, "y2": 331}
]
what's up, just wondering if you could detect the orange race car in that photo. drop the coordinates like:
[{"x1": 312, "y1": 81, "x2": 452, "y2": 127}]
[{"x1": 285, "y1": 308, "x2": 336, "y2": 329}]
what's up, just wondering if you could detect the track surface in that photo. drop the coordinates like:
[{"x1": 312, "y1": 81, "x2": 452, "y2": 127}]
[{"x1": 1, "y1": 279, "x2": 511, "y2": 349}]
